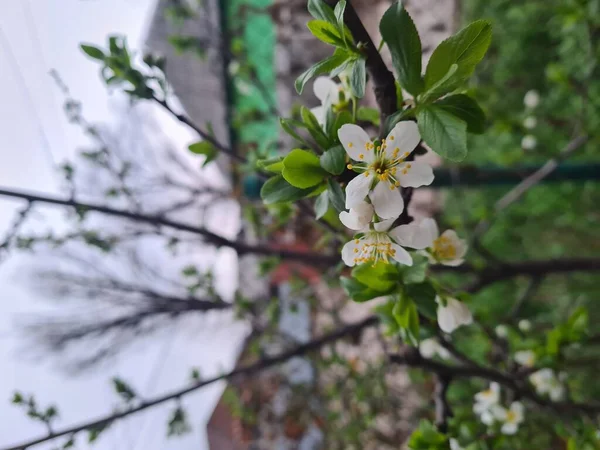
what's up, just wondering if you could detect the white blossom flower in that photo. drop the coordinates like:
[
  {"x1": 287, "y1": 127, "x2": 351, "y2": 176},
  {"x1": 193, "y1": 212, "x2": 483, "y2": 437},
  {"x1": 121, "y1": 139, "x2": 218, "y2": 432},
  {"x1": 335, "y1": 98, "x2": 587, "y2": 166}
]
[
  {"x1": 524, "y1": 90, "x2": 540, "y2": 109},
  {"x1": 530, "y1": 368, "x2": 565, "y2": 401},
  {"x1": 523, "y1": 116, "x2": 537, "y2": 129},
  {"x1": 518, "y1": 319, "x2": 532, "y2": 332},
  {"x1": 495, "y1": 324, "x2": 509, "y2": 338},
  {"x1": 339, "y1": 122, "x2": 434, "y2": 219},
  {"x1": 404, "y1": 218, "x2": 468, "y2": 266},
  {"x1": 311, "y1": 76, "x2": 351, "y2": 125},
  {"x1": 436, "y1": 296, "x2": 473, "y2": 334},
  {"x1": 419, "y1": 338, "x2": 451, "y2": 360},
  {"x1": 521, "y1": 135, "x2": 537, "y2": 150},
  {"x1": 492, "y1": 402, "x2": 524, "y2": 435},
  {"x1": 474, "y1": 382, "x2": 500, "y2": 413},
  {"x1": 449, "y1": 438, "x2": 463, "y2": 450},
  {"x1": 339, "y1": 201, "x2": 374, "y2": 231},
  {"x1": 514, "y1": 350, "x2": 536, "y2": 368},
  {"x1": 341, "y1": 216, "x2": 424, "y2": 267}
]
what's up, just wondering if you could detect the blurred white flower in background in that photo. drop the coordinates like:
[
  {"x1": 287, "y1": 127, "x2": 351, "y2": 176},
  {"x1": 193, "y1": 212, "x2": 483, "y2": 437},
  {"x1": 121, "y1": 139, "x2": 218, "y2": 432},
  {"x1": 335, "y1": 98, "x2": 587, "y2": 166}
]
[
  {"x1": 495, "y1": 324, "x2": 509, "y2": 338},
  {"x1": 419, "y1": 338, "x2": 451, "y2": 360},
  {"x1": 523, "y1": 116, "x2": 537, "y2": 129},
  {"x1": 436, "y1": 296, "x2": 473, "y2": 334},
  {"x1": 521, "y1": 135, "x2": 537, "y2": 150},
  {"x1": 514, "y1": 350, "x2": 536, "y2": 367},
  {"x1": 474, "y1": 382, "x2": 500, "y2": 425},
  {"x1": 524, "y1": 90, "x2": 540, "y2": 109},
  {"x1": 518, "y1": 319, "x2": 532, "y2": 332},
  {"x1": 493, "y1": 401, "x2": 525, "y2": 435},
  {"x1": 530, "y1": 368, "x2": 565, "y2": 401}
]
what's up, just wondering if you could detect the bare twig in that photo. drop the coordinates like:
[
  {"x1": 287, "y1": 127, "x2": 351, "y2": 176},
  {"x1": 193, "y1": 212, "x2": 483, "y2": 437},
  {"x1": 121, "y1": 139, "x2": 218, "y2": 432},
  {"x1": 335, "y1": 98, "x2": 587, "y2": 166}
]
[
  {"x1": 0, "y1": 187, "x2": 338, "y2": 266},
  {"x1": 2, "y1": 316, "x2": 378, "y2": 450}
]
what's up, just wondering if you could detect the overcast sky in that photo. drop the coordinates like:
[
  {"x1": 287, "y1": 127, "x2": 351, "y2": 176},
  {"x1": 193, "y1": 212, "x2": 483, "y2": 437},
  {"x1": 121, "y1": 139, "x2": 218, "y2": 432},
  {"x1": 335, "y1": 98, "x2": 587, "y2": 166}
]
[{"x1": 0, "y1": 1, "x2": 245, "y2": 448}]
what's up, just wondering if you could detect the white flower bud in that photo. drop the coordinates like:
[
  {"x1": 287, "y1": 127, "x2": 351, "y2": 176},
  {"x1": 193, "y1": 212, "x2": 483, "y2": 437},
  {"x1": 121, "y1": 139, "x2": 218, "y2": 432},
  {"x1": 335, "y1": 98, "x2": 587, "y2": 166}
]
[
  {"x1": 495, "y1": 324, "x2": 509, "y2": 338},
  {"x1": 518, "y1": 319, "x2": 531, "y2": 332}
]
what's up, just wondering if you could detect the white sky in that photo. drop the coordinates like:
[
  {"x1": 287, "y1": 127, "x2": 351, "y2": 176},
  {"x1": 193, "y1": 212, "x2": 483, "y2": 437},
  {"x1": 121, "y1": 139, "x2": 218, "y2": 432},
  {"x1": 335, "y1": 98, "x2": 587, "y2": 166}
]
[{"x1": 0, "y1": 1, "x2": 246, "y2": 449}]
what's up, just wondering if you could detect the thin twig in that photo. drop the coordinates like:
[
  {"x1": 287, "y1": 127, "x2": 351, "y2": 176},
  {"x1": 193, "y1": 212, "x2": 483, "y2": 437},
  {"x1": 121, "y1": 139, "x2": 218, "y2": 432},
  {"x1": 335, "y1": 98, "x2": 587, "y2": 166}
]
[{"x1": 2, "y1": 316, "x2": 378, "y2": 450}]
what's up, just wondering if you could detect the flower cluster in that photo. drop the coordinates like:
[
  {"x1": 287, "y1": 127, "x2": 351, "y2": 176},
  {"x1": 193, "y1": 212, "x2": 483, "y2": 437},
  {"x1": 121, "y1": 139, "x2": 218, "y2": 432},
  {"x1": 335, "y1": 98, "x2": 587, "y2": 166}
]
[
  {"x1": 335, "y1": 120, "x2": 473, "y2": 333},
  {"x1": 310, "y1": 75, "x2": 352, "y2": 125},
  {"x1": 474, "y1": 383, "x2": 525, "y2": 435}
]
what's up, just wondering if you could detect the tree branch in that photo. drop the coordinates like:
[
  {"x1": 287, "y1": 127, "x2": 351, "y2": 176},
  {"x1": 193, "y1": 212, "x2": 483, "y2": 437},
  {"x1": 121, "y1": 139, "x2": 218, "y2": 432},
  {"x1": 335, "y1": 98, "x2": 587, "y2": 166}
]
[
  {"x1": 390, "y1": 348, "x2": 600, "y2": 416},
  {"x1": 325, "y1": 0, "x2": 397, "y2": 123},
  {"x1": 0, "y1": 187, "x2": 338, "y2": 266},
  {"x1": 2, "y1": 316, "x2": 378, "y2": 450}
]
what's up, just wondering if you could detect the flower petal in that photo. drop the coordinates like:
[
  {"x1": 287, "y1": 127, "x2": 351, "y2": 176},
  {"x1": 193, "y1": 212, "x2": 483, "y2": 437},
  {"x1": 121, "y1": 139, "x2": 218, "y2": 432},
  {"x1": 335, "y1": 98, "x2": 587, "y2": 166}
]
[
  {"x1": 373, "y1": 217, "x2": 396, "y2": 232},
  {"x1": 310, "y1": 106, "x2": 325, "y2": 126},
  {"x1": 338, "y1": 124, "x2": 372, "y2": 161},
  {"x1": 421, "y1": 218, "x2": 439, "y2": 243},
  {"x1": 368, "y1": 181, "x2": 404, "y2": 219},
  {"x1": 390, "y1": 220, "x2": 436, "y2": 249},
  {"x1": 390, "y1": 243, "x2": 412, "y2": 266},
  {"x1": 313, "y1": 76, "x2": 339, "y2": 104},
  {"x1": 339, "y1": 201, "x2": 374, "y2": 230},
  {"x1": 384, "y1": 121, "x2": 421, "y2": 160},
  {"x1": 341, "y1": 239, "x2": 361, "y2": 267},
  {"x1": 511, "y1": 402, "x2": 524, "y2": 421},
  {"x1": 437, "y1": 298, "x2": 473, "y2": 333},
  {"x1": 501, "y1": 422, "x2": 518, "y2": 435},
  {"x1": 388, "y1": 223, "x2": 417, "y2": 247},
  {"x1": 398, "y1": 161, "x2": 435, "y2": 188},
  {"x1": 345, "y1": 172, "x2": 373, "y2": 209}
]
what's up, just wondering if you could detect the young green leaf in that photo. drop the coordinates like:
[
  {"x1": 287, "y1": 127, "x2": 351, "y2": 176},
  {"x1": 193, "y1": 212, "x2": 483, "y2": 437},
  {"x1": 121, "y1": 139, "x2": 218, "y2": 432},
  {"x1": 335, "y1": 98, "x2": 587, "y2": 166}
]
[
  {"x1": 257, "y1": 156, "x2": 285, "y2": 173},
  {"x1": 393, "y1": 295, "x2": 420, "y2": 345},
  {"x1": 307, "y1": 20, "x2": 347, "y2": 47},
  {"x1": 424, "y1": 20, "x2": 492, "y2": 93},
  {"x1": 340, "y1": 277, "x2": 386, "y2": 303},
  {"x1": 352, "y1": 261, "x2": 398, "y2": 292},
  {"x1": 417, "y1": 105, "x2": 468, "y2": 161},
  {"x1": 260, "y1": 175, "x2": 320, "y2": 204},
  {"x1": 435, "y1": 94, "x2": 486, "y2": 134},
  {"x1": 282, "y1": 149, "x2": 327, "y2": 188},
  {"x1": 301, "y1": 106, "x2": 330, "y2": 149},
  {"x1": 405, "y1": 282, "x2": 437, "y2": 321},
  {"x1": 349, "y1": 57, "x2": 366, "y2": 98},
  {"x1": 327, "y1": 110, "x2": 353, "y2": 141},
  {"x1": 320, "y1": 145, "x2": 346, "y2": 175},
  {"x1": 401, "y1": 254, "x2": 429, "y2": 284},
  {"x1": 379, "y1": 3, "x2": 423, "y2": 95},
  {"x1": 356, "y1": 107, "x2": 380, "y2": 126},
  {"x1": 81, "y1": 44, "x2": 106, "y2": 61},
  {"x1": 295, "y1": 50, "x2": 349, "y2": 94},
  {"x1": 280, "y1": 118, "x2": 310, "y2": 146},
  {"x1": 307, "y1": 0, "x2": 336, "y2": 23},
  {"x1": 326, "y1": 178, "x2": 346, "y2": 212},
  {"x1": 188, "y1": 141, "x2": 218, "y2": 167},
  {"x1": 315, "y1": 190, "x2": 329, "y2": 219},
  {"x1": 334, "y1": 0, "x2": 347, "y2": 45}
]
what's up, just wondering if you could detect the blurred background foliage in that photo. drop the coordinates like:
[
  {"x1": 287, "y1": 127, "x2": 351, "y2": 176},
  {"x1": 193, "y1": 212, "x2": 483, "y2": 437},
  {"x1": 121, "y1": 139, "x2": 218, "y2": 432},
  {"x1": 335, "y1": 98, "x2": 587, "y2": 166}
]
[{"x1": 435, "y1": 0, "x2": 600, "y2": 447}]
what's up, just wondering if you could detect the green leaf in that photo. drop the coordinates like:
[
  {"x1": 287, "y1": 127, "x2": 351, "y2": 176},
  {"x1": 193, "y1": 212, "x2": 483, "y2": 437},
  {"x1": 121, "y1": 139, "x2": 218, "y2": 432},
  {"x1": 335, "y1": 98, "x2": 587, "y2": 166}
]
[
  {"x1": 295, "y1": 49, "x2": 349, "y2": 94},
  {"x1": 393, "y1": 294, "x2": 420, "y2": 345},
  {"x1": 401, "y1": 254, "x2": 429, "y2": 284},
  {"x1": 307, "y1": 20, "x2": 347, "y2": 47},
  {"x1": 315, "y1": 191, "x2": 329, "y2": 219},
  {"x1": 257, "y1": 156, "x2": 284, "y2": 173},
  {"x1": 327, "y1": 178, "x2": 346, "y2": 212},
  {"x1": 424, "y1": 20, "x2": 492, "y2": 93},
  {"x1": 352, "y1": 261, "x2": 398, "y2": 292},
  {"x1": 408, "y1": 420, "x2": 448, "y2": 449},
  {"x1": 260, "y1": 175, "x2": 319, "y2": 204},
  {"x1": 327, "y1": 110, "x2": 353, "y2": 141},
  {"x1": 301, "y1": 106, "x2": 330, "y2": 149},
  {"x1": 112, "y1": 377, "x2": 136, "y2": 402},
  {"x1": 340, "y1": 277, "x2": 386, "y2": 303},
  {"x1": 356, "y1": 107, "x2": 380, "y2": 126},
  {"x1": 419, "y1": 63, "x2": 458, "y2": 103},
  {"x1": 282, "y1": 149, "x2": 327, "y2": 188},
  {"x1": 379, "y1": 3, "x2": 423, "y2": 95},
  {"x1": 417, "y1": 105, "x2": 468, "y2": 161},
  {"x1": 280, "y1": 118, "x2": 310, "y2": 146},
  {"x1": 81, "y1": 44, "x2": 105, "y2": 61},
  {"x1": 349, "y1": 57, "x2": 366, "y2": 98},
  {"x1": 320, "y1": 145, "x2": 346, "y2": 175},
  {"x1": 307, "y1": 0, "x2": 336, "y2": 23},
  {"x1": 435, "y1": 94, "x2": 486, "y2": 134},
  {"x1": 188, "y1": 141, "x2": 218, "y2": 167},
  {"x1": 405, "y1": 282, "x2": 437, "y2": 321}
]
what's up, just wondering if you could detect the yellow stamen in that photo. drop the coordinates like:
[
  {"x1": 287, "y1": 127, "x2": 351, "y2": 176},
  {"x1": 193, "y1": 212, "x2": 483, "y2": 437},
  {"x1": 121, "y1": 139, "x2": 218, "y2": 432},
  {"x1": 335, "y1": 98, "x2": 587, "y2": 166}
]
[
  {"x1": 348, "y1": 142, "x2": 353, "y2": 148},
  {"x1": 359, "y1": 154, "x2": 364, "y2": 159},
  {"x1": 347, "y1": 164, "x2": 353, "y2": 169}
]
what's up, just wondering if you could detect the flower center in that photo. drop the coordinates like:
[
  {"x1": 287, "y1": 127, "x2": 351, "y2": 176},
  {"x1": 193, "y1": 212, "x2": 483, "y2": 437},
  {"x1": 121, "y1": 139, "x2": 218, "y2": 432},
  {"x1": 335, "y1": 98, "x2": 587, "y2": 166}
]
[
  {"x1": 506, "y1": 410, "x2": 517, "y2": 423},
  {"x1": 352, "y1": 232, "x2": 396, "y2": 265},
  {"x1": 433, "y1": 236, "x2": 457, "y2": 260}
]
